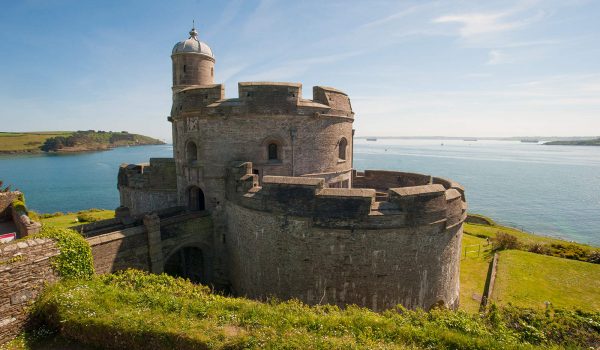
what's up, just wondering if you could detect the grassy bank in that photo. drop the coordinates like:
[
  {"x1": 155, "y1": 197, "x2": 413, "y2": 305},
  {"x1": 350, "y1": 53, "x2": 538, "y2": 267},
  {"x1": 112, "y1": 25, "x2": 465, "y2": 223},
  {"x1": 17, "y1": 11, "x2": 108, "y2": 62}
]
[
  {"x1": 26, "y1": 270, "x2": 600, "y2": 350},
  {"x1": 0, "y1": 132, "x2": 72, "y2": 153},
  {"x1": 0, "y1": 130, "x2": 163, "y2": 154},
  {"x1": 493, "y1": 250, "x2": 600, "y2": 311},
  {"x1": 36, "y1": 209, "x2": 115, "y2": 229}
]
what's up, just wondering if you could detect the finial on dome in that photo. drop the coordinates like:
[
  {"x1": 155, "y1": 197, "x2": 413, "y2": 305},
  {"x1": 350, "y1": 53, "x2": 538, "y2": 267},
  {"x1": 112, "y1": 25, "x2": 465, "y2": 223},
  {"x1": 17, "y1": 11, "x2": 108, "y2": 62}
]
[{"x1": 189, "y1": 20, "x2": 198, "y2": 39}]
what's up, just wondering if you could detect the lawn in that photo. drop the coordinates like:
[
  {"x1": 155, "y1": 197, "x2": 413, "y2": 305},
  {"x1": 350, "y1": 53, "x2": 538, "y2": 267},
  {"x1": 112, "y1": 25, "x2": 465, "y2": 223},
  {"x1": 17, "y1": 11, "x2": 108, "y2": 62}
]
[
  {"x1": 464, "y1": 220, "x2": 596, "y2": 250},
  {"x1": 0, "y1": 132, "x2": 72, "y2": 152},
  {"x1": 492, "y1": 250, "x2": 600, "y2": 312},
  {"x1": 39, "y1": 209, "x2": 115, "y2": 229},
  {"x1": 459, "y1": 234, "x2": 493, "y2": 313}
]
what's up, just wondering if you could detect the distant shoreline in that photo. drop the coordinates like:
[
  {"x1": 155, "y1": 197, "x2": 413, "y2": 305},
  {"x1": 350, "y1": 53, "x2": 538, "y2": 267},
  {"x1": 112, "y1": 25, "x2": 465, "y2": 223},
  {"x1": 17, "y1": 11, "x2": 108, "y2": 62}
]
[{"x1": 0, "y1": 131, "x2": 165, "y2": 154}]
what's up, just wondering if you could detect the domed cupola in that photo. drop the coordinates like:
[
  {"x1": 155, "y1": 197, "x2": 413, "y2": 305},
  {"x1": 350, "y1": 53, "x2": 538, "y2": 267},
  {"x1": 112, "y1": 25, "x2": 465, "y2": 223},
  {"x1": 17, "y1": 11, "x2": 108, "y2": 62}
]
[
  {"x1": 172, "y1": 27, "x2": 214, "y2": 58},
  {"x1": 171, "y1": 25, "x2": 216, "y2": 92}
]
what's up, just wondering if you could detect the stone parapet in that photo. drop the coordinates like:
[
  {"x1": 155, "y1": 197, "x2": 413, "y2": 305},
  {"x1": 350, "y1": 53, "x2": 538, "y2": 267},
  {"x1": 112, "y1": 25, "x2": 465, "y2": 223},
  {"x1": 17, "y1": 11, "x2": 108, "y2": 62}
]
[{"x1": 228, "y1": 162, "x2": 466, "y2": 230}]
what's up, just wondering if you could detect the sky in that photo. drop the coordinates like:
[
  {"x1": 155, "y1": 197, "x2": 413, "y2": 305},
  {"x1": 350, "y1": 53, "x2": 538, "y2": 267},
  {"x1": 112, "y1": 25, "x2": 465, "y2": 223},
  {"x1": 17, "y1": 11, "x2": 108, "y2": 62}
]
[{"x1": 1, "y1": 0, "x2": 599, "y2": 141}]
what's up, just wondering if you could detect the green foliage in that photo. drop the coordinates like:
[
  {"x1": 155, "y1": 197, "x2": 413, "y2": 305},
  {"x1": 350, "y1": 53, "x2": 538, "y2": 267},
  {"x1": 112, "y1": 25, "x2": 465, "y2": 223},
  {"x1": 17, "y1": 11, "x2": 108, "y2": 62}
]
[
  {"x1": 493, "y1": 250, "x2": 600, "y2": 312},
  {"x1": 34, "y1": 226, "x2": 95, "y2": 279},
  {"x1": 493, "y1": 232, "x2": 521, "y2": 251},
  {"x1": 31, "y1": 270, "x2": 600, "y2": 350},
  {"x1": 40, "y1": 209, "x2": 114, "y2": 229},
  {"x1": 76, "y1": 212, "x2": 98, "y2": 223},
  {"x1": 465, "y1": 215, "x2": 598, "y2": 264},
  {"x1": 39, "y1": 212, "x2": 64, "y2": 219},
  {"x1": 11, "y1": 199, "x2": 27, "y2": 214},
  {"x1": 39, "y1": 130, "x2": 163, "y2": 152}
]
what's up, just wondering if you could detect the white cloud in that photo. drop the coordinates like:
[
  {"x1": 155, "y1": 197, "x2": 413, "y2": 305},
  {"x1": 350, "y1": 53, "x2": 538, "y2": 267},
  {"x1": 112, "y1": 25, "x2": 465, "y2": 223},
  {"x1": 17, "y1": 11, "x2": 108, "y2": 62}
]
[{"x1": 487, "y1": 50, "x2": 512, "y2": 65}]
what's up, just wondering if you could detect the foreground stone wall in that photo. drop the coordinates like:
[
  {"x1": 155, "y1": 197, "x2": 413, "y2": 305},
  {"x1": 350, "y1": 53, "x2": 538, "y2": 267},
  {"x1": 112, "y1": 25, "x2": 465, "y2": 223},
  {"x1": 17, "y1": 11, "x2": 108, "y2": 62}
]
[{"x1": 0, "y1": 239, "x2": 59, "y2": 344}]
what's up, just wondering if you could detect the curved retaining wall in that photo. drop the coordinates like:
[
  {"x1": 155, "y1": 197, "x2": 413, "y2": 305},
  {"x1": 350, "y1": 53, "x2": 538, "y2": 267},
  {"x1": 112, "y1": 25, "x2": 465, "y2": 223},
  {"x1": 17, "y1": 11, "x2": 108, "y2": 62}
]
[{"x1": 224, "y1": 162, "x2": 466, "y2": 311}]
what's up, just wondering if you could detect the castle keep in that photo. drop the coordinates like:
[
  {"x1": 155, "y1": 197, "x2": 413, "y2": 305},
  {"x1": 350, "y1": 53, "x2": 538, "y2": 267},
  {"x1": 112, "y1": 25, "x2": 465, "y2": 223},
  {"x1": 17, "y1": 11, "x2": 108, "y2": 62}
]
[{"x1": 115, "y1": 27, "x2": 467, "y2": 311}]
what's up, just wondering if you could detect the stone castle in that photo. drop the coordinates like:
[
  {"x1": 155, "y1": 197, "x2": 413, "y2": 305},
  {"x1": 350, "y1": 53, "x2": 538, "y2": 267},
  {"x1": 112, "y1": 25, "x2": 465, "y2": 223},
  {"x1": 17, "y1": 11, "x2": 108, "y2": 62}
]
[
  {"x1": 114, "y1": 26, "x2": 467, "y2": 311},
  {"x1": 0, "y1": 25, "x2": 467, "y2": 343}
]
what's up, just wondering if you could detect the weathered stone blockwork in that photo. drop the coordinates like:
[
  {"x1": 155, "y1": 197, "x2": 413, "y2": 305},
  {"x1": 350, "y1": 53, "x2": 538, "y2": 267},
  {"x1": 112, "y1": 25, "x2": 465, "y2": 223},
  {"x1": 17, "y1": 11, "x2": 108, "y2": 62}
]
[{"x1": 0, "y1": 239, "x2": 59, "y2": 344}]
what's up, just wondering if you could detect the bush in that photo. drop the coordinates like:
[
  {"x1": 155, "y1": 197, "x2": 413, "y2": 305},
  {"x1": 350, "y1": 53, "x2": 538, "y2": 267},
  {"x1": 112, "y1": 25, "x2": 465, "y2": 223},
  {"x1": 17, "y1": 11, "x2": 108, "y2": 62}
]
[
  {"x1": 40, "y1": 212, "x2": 64, "y2": 218},
  {"x1": 492, "y1": 232, "x2": 521, "y2": 251},
  {"x1": 76, "y1": 212, "x2": 98, "y2": 223},
  {"x1": 589, "y1": 251, "x2": 600, "y2": 264},
  {"x1": 35, "y1": 226, "x2": 95, "y2": 279},
  {"x1": 11, "y1": 199, "x2": 27, "y2": 214},
  {"x1": 528, "y1": 243, "x2": 549, "y2": 255}
]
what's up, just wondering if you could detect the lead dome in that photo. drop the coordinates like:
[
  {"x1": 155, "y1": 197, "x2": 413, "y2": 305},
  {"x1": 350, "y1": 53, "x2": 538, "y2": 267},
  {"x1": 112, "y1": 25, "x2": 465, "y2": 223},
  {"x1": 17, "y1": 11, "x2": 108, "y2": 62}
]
[{"x1": 172, "y1": 27, "x2": 214, "y2": 58}]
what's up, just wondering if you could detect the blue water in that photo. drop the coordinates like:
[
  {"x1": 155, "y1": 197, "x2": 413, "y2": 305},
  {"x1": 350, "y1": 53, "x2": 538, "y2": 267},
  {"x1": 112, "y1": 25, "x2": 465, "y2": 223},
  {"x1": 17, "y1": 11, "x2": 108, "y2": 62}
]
[
  {"x1": 353, "y1": 139, "x2": 600, "y2": 246},
  {"x1": 0, "y1": 145, "x2": 173, "y2": 213},
  {"x1": 1, "y1": 141, "x2": 599, "y2": 245}
]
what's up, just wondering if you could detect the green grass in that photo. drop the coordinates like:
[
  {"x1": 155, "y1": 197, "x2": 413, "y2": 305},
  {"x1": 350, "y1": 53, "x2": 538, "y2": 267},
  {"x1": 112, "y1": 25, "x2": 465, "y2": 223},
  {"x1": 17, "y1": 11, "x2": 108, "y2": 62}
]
[
  {"x1": 464, "y1": 221, "x2": 596, "y2": 250},
  {"x1": 30, "y1": 270, "x2": 600, "y2": 350},
  {"x1": 459, "y1": 234, "x2": 493, "y2": 313},
  {"x1": 0, "y1": 132, "x2": 72, "y2": 152},
  {"x1": 493, "y1": 250, "x2": 600, "y2": 312},
  {"x1": 39, "y1": 209, "x2": 115, "y2": 229}
]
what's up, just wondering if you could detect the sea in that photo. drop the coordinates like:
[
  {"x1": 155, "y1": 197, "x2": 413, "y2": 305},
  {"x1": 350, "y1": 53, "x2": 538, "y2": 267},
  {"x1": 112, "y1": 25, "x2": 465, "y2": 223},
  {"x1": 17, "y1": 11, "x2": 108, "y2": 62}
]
[{"x1": 1, "y1": 140, "x2": 599, "y2": 246}]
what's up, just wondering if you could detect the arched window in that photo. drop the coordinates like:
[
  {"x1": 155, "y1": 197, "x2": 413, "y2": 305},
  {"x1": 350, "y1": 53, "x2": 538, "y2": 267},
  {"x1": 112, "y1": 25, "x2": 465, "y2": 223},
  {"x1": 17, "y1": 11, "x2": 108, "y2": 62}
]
[
  {"x1": 183, "y1": 65, "x2": 187, "y2": 73},
  {"x1": 338, "y1": 137, "x2": 347, "y2": 160},
  {"x1": 186, "y1": 141, "x2": 198, "y2": 164},
  {"x1": 211, "y1": 67, "x2": 214, "y2": 77},
  {"x1": 268, "y1": 143, "x2": 278, "y2": 161},
  {"x1": 187, "y1": 186, "x2": 205, "y2": 211}
]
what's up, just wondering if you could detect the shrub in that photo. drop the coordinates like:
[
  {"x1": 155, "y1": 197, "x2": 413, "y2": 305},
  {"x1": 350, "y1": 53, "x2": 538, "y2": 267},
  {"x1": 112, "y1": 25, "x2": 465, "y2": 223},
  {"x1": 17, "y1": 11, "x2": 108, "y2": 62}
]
[
  {"x1": 528, "y1": 243, "x2": 549, "y2": 255},
  {"x1": 492, "y1": 232, "x2": 521, "y2": 251},
  {"x1": 11, "y1": 199, "x2": 27, "y2": 214},
  {"x1": 76, "y1": 212, "x2": 98, "y2": 223},
  {"x1": 35, "y1": 226, "x2": 95, "y2": 279},
  {"x1": 587, "y1": 251, "x2": 600, "y2": 264},
  {"x1": 40, "y1": 212, "x2": 64, "y2": 218}
]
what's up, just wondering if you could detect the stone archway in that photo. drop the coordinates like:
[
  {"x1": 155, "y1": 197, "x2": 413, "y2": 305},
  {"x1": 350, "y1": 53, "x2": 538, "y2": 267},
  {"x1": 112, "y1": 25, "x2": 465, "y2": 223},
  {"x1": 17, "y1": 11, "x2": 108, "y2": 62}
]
[
  {"x1": 187, "y1": 186, "x2": 205, "y2": 211},
  {"x1": 163, "y1": 246, "x2": 205, "y2": 284}
]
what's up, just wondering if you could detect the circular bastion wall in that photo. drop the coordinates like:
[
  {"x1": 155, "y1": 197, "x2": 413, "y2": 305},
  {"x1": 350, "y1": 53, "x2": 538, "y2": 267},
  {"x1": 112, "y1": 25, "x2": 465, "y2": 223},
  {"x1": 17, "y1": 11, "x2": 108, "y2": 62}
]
[{"x1": 224, "y1": 164, "x2": 466, "y2": 311}]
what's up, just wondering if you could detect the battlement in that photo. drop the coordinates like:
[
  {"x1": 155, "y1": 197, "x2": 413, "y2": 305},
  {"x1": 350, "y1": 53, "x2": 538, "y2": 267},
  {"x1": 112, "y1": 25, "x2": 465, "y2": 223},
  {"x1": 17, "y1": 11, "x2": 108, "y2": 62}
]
[
  {"x1": 171, "y1": 82, "x2": 353, "y2": 119},
  {"x1": 118, "y1": 158, "x2": 177, "y2": 190},
  {"x1": 227, "y1": 162, "x2": 466, "y2": 229}
]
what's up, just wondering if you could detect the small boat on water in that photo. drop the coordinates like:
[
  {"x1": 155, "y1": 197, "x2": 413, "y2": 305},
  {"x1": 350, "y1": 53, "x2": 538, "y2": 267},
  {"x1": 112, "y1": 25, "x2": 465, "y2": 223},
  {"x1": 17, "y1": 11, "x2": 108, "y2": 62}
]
[{"x1": 366, "y1": 138, "x2": 377, "y2": 141}]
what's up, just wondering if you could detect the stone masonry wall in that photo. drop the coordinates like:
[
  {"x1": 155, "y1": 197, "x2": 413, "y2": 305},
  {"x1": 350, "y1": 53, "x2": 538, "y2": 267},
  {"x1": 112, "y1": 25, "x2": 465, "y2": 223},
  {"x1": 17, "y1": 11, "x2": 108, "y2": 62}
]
[
  {"x1": 0, "y1": 239, "x2": 59, "y2": 344},
  {"x1": 226, "y1": 202, "x2": 462, "y2": 311},
  {"x1": 225, "y1": 164, "x2": 466, "y2": 311},
  {"x1": 86, "y1": 225, "x2": 151, "y2": 274}
]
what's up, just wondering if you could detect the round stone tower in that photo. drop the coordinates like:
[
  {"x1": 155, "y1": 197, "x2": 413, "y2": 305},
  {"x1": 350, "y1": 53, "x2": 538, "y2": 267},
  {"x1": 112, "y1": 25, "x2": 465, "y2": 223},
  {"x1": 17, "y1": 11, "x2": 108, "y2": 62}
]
[{"x1": 171, "y1": 26, "x2": 215, "y2": 93}]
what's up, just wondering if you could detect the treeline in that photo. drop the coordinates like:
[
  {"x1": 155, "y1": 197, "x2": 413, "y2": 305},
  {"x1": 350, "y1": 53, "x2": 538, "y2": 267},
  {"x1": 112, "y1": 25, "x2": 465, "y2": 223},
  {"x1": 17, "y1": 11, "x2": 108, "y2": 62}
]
[{"x1": 40, "y1": 130, "x2": 161, "y2": 152}]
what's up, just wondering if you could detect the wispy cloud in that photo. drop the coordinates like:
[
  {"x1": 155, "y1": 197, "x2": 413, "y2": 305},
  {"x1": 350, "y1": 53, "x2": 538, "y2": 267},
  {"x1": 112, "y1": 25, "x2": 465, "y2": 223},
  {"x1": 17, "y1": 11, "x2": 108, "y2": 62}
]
[
  {"x1": 433, "y1": 1, "x2": 546, "y2": 38},
  {"x1": 487, "y1": 50, "x2": 512, "y2": 65},
  {"x1": 360, "y1": 4, "x2": 424, "y2": 29}
]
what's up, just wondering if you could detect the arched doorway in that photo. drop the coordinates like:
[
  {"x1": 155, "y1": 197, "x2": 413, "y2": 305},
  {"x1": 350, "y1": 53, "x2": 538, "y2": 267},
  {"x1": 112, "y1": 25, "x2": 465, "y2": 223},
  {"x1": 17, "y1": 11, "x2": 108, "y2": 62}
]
[
  {"x1": 163, "y1": 246, "x2": 204, "y2": 283},
  {"x1": 187, "y1": 186, "x2": 205, "y2": 211}
]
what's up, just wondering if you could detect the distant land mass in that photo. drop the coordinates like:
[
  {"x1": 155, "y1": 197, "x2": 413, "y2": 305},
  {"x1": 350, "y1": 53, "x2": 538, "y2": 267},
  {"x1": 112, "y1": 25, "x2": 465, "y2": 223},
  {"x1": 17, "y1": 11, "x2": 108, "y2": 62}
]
[
  {"x1": 0, "y1": 130, "x2": 165, "y2": 154},
  {"x1": 544, "y1": 138, "x2": 600, "y2": 146},
  {"x1": 355, "y1": 136, "x2": 600, "y2": 142}
]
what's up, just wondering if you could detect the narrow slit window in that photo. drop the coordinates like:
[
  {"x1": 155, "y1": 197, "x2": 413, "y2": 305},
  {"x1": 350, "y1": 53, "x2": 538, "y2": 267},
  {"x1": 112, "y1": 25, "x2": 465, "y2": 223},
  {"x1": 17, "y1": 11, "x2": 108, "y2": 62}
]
[
  {"x1": 268, "y1": 143, "x2": 278, "y2": 160},
  {"x1": 339, "y1": 138, "x2": 347, "y2": 160}
]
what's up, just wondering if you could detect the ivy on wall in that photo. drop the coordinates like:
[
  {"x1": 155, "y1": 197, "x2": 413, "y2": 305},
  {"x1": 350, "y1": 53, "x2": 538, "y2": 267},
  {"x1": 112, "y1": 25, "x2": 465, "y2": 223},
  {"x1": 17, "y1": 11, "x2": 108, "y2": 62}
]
[{"x1": 35, "y1": 227, "x2": 95, "y2": 279}]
